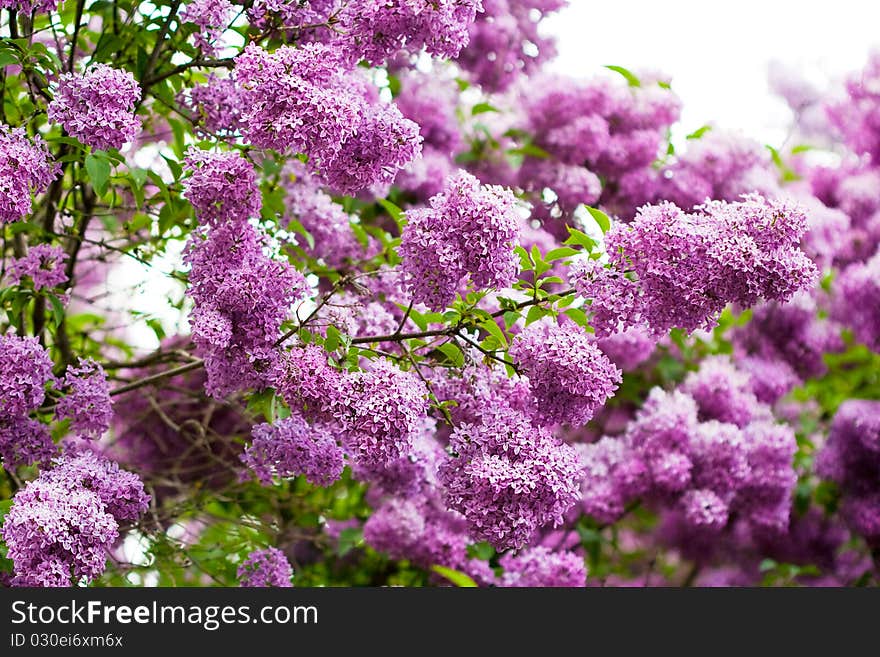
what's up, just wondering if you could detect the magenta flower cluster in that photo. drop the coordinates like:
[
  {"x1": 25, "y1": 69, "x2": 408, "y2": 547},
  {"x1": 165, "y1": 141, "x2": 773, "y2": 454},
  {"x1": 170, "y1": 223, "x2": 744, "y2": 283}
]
[
  {"x1": 509, "y1": 318, "x2": 622, "y2": 427},
  {"x1": 183, "y1": 147, "x2": 262, "y2": 226},
  {"x1": 234, "y1": 43, "x2": 421, "y2": 194},
  {"x1": 237, "y1": 547, "x2": 293, "y2": 587},
  {"x1": 439, "y1": 406, "x2": 583, "y2": 550},
  {"x1": 242, "y1": 414, "x2": 344, "y2": 486},
  {"x1": 48, "y1": 64, "x2": 142, "y2": 151},
  {"x1": 571, "y1": 195, "x2": 819, "y2": 336},
  {"x1": 5, "y1": 243, "x2": 68, "y2": 290},
  {"x1": 55, "y1": 359, "x2": 113, "y2": 439},
  {"x1": 399, "y1": 169, "x2": 521, "y2": 310},
  {"x1": 581, "y1": 357, "x2": 798, "y2": 536},
  {"x1": 181, "y1": 0, "x2": 232, "y2": 57},
  {"x1": 1, "y1": 451, "x2": 148, "y2": 587},
  {"x1": 0, "y1": 124, "x2": 59, "y2": 224}
]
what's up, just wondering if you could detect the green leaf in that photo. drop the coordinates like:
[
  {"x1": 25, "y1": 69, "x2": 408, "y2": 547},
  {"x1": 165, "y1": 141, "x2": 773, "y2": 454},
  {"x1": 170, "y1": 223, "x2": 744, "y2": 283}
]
[
  {"x1": 479, "y1": 318, "x2": 508, "y2": 348},
  {"x1": 584, "y1": 206, "x2": 612, "y2": 233},
  {"x1": 545, "y1": 247, "x2": 580, "y2": 262},
  {"x1": 605, "y1": 65, "x2": 641, "y2": 87},
  {"x1": 325, "y1": 325, "x2": 341, "y2": 353},
  {"x1": 506, "y1": 143, "x2": 551, "y2": 159},
  {"x1": 0, "y1": 51, "x2": 19, "y2": 68},
  {"x1": 430, "y1": 565, "x2": 478, "y2": 588},
  {"x1": 686, "y1": 125, "x2": 713, "y2": 140},
  {"x1": 437, "y1": 342, "x2": 465, "y2": 367},
  {"x1": 85, "y1": 153, "x2": 111, "y2": 196},
  {"x1": 48, "y1": 294, "x2": 65, "y2": 328},
  {"x1": 337, "y1": 528, "x2": 363, "y2": 557},
  {"x1": 377, "y1": 198, "x2": 404, "y2": 226},
  {"x1": 472, "y1": 102, "x2": 500, "y2": 115},
  {"x1": 564, "y1": 227, "x2": 597, "y2": 251}
]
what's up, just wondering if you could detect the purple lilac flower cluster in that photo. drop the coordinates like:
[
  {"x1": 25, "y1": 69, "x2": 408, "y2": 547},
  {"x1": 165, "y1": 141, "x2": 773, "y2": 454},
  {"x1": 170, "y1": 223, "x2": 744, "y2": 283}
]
[
  {"x1": 234, "y1": 43, "x2": 421, "y2": 194},
  {"x1": 0, "y1": 335, "x2": 56, "y2": 470},
  {"x1": 580, "y1": 357, "x2": 798, "y2": 537},
  {"x1": 571, "y1": 195, "x2": 818, "y2": 336},
  {"x1": 509, "y1": 318, "x2": 622, "y2": 427},
  {"x1": 181, "y1": 0, "x2": 232, "y2": 56},
  {"x1": 0, "y1": 124, "x2": 60, "y2": 224},
  {"x1": 237, "y1": 547, "x2": 294, "y2": 587},
  {"x1": 48, "y1": 64, "x2": 142, "y2": 151},
  {"x1": 1, "y1": 451, "x2": 149, "y2": 587},
  {"x1": 54, "y1": 359, "x2": 113, "y2": 439},
  {"x1": 5, "y1": 243, "x2": 68, "y2": 290},
  {"x1": 183, "y1": 148, "x2": 262, "y2": 226},
  {"x1": 399, "y1": 169, "x2": 520, "y2": 310},
  {"x1": 439, "y1": 406, "x2": 583, "y2": 550},
  {"x1": 816, "y1": 400, "x2": 880, "y2": 546},
  {"x1": 180, "y1": 74, "x2": 244, "y2": 137},
  {"x1": 242, "y1": 414, "x2": 344, "y2": 486}
]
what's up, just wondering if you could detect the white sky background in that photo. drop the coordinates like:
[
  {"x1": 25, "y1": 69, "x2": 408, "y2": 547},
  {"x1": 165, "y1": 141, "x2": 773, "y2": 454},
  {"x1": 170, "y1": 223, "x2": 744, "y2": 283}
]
[{"x1": 544, "y1": 0, "x2": 880, "y2": 145}]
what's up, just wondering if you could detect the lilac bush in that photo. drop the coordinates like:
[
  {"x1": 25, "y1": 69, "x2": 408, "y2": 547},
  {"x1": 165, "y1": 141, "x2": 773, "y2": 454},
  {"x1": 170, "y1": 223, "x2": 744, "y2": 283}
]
[{"x1": 0, "y1": 1, "x2": 879, "y2": 589}]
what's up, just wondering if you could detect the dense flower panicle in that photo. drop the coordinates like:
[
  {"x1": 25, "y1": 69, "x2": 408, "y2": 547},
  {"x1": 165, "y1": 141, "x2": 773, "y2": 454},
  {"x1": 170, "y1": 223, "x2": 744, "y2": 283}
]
[
  {"x1": 181, "y1": 0, "x2": 232, "y2": 56},
  {"x1": 1, "y1": 453, "x2": 148, "y2": 586},
  {"x1": 318, "y1": 102, "x2": 423, "y2": 194},
  {"x1": 282, "y1": 162, "x2": 363, "y2": 267},
  {"x1": 816, "y1": 400, "x2": 880, "y2": 545},
  {"x1": 439, "y1": 407, "x2": 583, "y2": 550},
  {"x1": 736, "y1": 421, "x2": 798, "y2": 533},
  {"x1": 826, "y1": 51, "x2": 880, "y2": 162},
  {"x1": 680, "y1": 356, "x2": 767, "y2": 428},
  {"x1": 832, "y1": 250, "x2": 880, "y2": 351},
  {"x1": 47, "y1": 65, "x2": 142, "y2": 151},
  {"x1": 185, "y1": 220, "x2": 310, "y2": 397},
  {"x1": 399, "y1": 170, "x2": 521, "y2": 310},
  {"x1": 576, "y1": 437, "x2": 648, "y2": 523},
  {"x1": 0, "y1": 125, "x2": 60, "y2": 224},
  {"x1": 509, "y1": 319, "x2": 621, "y2": 427},
  {"x1": 0, "y1": 0, "x2": 58, "y2": 13},
  {"x1": 272, "y1": 344, "x2": 344, "y2": 420},
  {"x1": 582, "y1": 371, "x2": 798, "y2": 538},
  {"x1": 43, "y1": 451, "x2": 150, "y2": 523},
  {"x1": 234, "y1": 43, "x2": 421, "y2": 194},
  {"x1": 0, "y1": 334, "x2": 55, "y2": 416},
  {"x1": 362, "y1": 493, "x2": 496, "y2": 586},
  {"x1": 1, "y1": 480, "x2": 117, "y2": 587},
  {"x1": 0, "y1": 416, "x2": 56, "y2": 471},
  {"x1": 336, "y1": 359, "x2": 429, "y2": 468},
  {"x1": 625, "y1": 388, "x2": 699, "y2": 493},
  {"x1": 732, "y1": 293, "x2": 844, "y2": 400},
  {"x1": 237, "y1": 548, "x2": 293, "y2": 587},
  {"x1": 595, "y1": 326, "x2": 657, "y2": 371},
  {"x1": 181, "y1": 74, "x2": 244, "y2": 137},
  {"x1": 6, "y1": 243, "x2": 68, "y2": 290},
  {"x1": 338, "y1": 0, "x2": 482, "y2": 66},
  {"x1": 574, "y1": 196, "x2": 818, "y2": 336},
  {"x1": 247, "y1": 0, "x2": 336, "y2": 32},
  {"x1": 517, "y1": 72, "x2": 680, "y2": 223},
  {"x1": 499, "y1": 546, "x2": 586, "y2": 587},
  {"x1": 353, "y1": 420, "x2": 443, "y2": 498},
  {"x1": 393, "y1": 71, "x2": 463, "y2": 155},
  {"x1": 429, "y1": 358, "x2": 531, "y2": 427},
  {"x1": 243, "y1": 414, "x2": 344, "y2": 486},
  {"x1": 55, "y1": 359, "x2": 113, "y2": 439},
  {"x1": 183, "y1": 148, "x2": 262, "y2": 226},
  {"x1": 458, "y1": 0, "x2": 567, "y2": 91}
]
